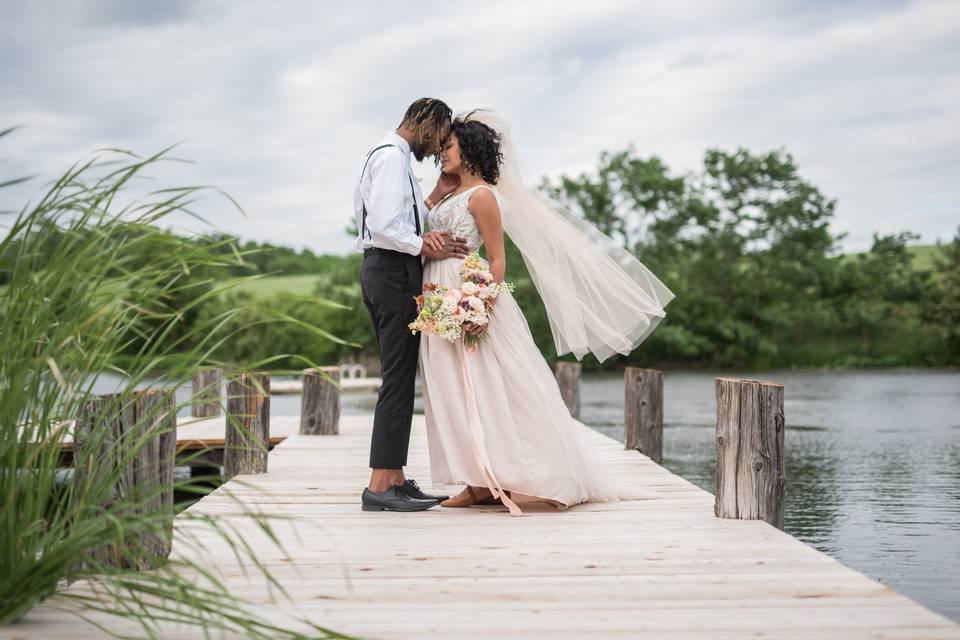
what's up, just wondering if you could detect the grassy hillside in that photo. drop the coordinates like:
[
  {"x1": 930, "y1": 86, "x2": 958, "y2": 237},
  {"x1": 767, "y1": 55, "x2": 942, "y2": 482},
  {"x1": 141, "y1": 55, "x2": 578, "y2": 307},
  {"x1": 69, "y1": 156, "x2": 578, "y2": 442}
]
[
  {"x1": 841, "y1": 243, "x2": 943, "y2": 271},
  {"x1": 226, "y1": 273, "x2": 324, "y2": 298},
  {"x1": 904, "y1": 244, "x2": 943, "y2": 271}
]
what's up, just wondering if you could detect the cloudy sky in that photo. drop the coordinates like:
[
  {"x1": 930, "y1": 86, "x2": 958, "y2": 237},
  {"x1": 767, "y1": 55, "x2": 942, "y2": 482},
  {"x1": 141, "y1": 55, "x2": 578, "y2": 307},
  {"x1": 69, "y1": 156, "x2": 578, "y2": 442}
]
[{"x1": 2, "y1": 0, "x2": 958, "y2": 254}]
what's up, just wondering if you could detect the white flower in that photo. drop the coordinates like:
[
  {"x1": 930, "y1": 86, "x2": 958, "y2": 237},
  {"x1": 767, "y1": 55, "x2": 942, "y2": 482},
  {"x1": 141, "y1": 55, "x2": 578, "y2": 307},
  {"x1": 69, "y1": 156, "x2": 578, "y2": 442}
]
[{"x1": 461, "y1": 281, "x2": 479, "y2": 296}]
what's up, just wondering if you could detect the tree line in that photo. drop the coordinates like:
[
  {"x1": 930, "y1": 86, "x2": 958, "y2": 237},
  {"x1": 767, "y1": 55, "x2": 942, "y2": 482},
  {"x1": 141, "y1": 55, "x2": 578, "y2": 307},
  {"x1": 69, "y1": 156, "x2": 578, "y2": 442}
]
[
  {"x1": 195, "y1": 146, "x2": 958, "y2": 371},
  {"x1": 6, "y1": 146, "x2": 955, "y2": 370}
]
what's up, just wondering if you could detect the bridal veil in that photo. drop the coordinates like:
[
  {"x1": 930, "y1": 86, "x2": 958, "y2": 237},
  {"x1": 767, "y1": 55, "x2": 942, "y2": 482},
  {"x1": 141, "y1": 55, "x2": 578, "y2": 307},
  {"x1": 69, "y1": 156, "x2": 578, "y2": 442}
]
[{"x1": 460, "y1": 110, "x2": 675, "y2": 362}]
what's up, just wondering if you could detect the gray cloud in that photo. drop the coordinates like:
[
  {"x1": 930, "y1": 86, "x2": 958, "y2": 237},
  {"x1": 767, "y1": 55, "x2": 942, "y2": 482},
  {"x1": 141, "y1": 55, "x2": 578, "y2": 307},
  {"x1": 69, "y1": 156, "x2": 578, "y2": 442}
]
[{"x1": 1, "y1": 0, "x2": 957, "y2": 253}]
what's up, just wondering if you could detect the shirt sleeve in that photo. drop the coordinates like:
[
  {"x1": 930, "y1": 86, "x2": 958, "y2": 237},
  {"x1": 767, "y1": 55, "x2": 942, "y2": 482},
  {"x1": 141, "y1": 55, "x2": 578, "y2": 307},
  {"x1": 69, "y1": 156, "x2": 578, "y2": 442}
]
[{"x1": 364, "y1": 150, "x2": 424, "y2": 256}]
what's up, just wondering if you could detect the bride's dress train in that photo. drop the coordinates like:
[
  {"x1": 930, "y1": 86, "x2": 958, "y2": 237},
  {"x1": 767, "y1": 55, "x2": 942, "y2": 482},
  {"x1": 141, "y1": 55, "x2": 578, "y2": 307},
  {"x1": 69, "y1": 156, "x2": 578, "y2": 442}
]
[{"x1": 420, "y1": 185, "x2": 627, "y2": 515}]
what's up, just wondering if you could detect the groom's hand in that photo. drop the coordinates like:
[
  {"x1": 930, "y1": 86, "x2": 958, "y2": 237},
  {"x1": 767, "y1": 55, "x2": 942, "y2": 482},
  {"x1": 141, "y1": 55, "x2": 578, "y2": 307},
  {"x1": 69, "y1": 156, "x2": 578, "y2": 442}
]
[
  {"x1": 435, "y1": 172, "x2": 460, "y2": 198},
  {"x1": 422, "y1": 230, "x2": 446, "y2": 253},
  {"x1": 420, "y1": 231, "x2": 469, "y2": 260},
  {"x1": 428, "y1": 173, "x2": 460, "y2": 207}
]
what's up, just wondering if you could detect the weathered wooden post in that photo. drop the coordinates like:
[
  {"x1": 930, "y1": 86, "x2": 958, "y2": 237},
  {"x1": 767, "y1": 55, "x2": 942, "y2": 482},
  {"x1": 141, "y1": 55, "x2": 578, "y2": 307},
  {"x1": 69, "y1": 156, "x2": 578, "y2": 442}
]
[
  {"x1": 74, "y1": 389, "x2": 176, "y2": 569},
  {"x1": 553, "y1": 361, "x2": 581, "y2": 420},
  {"x1": 224, "y1": 373, "x2": 270, "y2": 479},
  {"x1": 191, "y1": 367, "x2": 223, "y2": 418},
  {"x1": 300, "y1": 366, "x2": 340, "y2": 435},
  {"x1": 714, "y1": 377, "x2": 785, "y2": 530},
  {"x1": 624, "y1": 367, "x2": 663, "y2": 464}
]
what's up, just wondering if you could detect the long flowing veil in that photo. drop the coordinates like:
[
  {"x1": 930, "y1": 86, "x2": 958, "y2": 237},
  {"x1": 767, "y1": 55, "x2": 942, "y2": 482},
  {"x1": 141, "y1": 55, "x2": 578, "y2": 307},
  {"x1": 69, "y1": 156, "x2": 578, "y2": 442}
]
[{"x1": 462, "y1": 110, "x2": 676, "y2": 363}]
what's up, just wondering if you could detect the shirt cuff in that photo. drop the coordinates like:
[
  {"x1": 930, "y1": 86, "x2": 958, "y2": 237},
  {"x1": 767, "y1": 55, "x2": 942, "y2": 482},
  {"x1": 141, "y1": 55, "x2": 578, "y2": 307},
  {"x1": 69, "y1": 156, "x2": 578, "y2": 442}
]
[{"x1": 407, "y1": 235, "x2": 424, "y2": 256}]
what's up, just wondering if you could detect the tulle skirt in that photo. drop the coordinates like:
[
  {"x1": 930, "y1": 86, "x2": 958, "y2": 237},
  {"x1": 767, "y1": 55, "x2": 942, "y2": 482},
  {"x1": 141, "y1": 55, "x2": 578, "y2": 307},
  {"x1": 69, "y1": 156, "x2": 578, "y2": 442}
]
[{"x1": 419, "y1": 256, "x2": 623, "y2": 515}]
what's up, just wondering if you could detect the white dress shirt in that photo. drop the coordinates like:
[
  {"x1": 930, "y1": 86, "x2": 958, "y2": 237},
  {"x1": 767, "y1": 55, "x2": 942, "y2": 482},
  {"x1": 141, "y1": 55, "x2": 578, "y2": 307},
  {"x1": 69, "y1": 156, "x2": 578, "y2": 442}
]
[{"x1": 353, "y1": 131, "x2": 425, "y2": 256}]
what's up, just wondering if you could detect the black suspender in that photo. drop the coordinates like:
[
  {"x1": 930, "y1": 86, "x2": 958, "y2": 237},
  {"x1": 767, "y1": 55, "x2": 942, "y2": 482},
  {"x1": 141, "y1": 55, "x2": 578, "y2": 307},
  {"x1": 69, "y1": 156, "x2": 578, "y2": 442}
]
[{"x1": 359, "y1": 144, "x2": 422, "y2": 240}]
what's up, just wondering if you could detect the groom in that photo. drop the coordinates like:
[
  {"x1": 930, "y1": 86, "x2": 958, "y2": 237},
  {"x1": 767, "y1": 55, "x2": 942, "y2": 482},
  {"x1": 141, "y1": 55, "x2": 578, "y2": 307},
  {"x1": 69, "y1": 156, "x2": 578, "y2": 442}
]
[{"x1": 355, "y1": 98, "x2": 468, "y2": 512}]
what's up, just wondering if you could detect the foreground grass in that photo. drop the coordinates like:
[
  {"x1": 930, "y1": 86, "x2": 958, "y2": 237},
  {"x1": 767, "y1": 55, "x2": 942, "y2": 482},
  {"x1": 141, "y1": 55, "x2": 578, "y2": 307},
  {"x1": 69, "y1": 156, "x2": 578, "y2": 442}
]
[{"x1": 0, "y1": 136, "x2": 350, "y2": 638}]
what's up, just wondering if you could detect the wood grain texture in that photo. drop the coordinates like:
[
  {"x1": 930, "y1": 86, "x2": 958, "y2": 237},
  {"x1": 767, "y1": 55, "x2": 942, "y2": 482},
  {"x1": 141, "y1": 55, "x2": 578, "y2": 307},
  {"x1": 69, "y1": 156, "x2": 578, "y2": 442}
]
[
  {"x1": 299, "y1": 366, "x2": 340, "y2": 435},
  {"x1": 224, "y1": 373, "x2": 270, "y2": 479},
  {"x1": 624, "y1": 367, "x2": 663, "y2": 463},
  {"x1": 190, "y1": 367, "x2": 223, "y2": 418},
  {"x1": 11, "y1": 413, "x2": 957, "y2": 639},
  {"x1": 73, "y1": 389, "x2": 176, "y2": 569},
  {"x1": 714, "y1": 377, "x2": 786, "y2": 529},
  {"x1": 554, "y1": 361, "x2": 581, "y2": 419}
]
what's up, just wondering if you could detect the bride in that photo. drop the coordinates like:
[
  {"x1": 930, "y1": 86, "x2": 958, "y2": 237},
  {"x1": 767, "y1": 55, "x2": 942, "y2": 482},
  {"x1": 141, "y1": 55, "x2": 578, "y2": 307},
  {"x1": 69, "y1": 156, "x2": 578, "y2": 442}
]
[{"x1": 419, "y1": 111, "x2": 674, "y2": 515}]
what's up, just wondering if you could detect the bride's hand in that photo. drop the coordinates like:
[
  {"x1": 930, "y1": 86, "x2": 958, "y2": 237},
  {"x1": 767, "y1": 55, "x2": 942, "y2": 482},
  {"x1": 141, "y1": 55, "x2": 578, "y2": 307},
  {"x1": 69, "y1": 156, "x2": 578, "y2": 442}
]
[
  {"x1": 423, "y1": 230, "x2": 447, "y2": 252},
  {"x1": 464, "y1": 321, "x2": 488, "y2": 338}
]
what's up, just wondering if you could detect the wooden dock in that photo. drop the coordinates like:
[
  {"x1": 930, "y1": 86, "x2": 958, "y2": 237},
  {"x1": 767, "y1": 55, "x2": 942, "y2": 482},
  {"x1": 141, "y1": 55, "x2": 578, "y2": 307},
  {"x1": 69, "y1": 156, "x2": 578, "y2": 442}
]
[{"x1": 5, "y1": 414, "x2": 959, "y2": 639}]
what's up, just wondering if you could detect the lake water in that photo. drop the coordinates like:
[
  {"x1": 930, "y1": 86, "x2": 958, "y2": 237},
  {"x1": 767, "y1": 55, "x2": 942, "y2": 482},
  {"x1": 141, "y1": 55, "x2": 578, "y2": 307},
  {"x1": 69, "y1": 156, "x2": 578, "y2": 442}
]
[{"x1": 95, "y1": 368, "x2": 960, "y2": 622}]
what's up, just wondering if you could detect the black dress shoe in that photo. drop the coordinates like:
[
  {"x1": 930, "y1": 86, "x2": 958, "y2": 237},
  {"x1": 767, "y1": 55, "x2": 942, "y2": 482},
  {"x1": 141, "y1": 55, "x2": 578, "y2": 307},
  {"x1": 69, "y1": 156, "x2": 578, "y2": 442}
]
[
  {"x1": 397, "y1": 478, "x2": 450, "y2": 502},
  {"x1": 361, "y1": 485, "x2": 439, "y2": 512}
]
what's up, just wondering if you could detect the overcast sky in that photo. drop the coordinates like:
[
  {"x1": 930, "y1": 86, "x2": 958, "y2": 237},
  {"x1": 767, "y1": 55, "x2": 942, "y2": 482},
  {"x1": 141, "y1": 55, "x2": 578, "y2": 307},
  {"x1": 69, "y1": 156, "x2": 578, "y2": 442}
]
[{"x1": 2, "y1": 0, "x2": 958, "y2": 254}]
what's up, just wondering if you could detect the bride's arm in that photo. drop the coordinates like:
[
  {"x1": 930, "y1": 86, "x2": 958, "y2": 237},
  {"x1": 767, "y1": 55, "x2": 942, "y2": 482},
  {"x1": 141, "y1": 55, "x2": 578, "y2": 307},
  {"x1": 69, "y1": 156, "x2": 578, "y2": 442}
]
[{"x1": 468, "y1": 189, "x2": 505, "y2": 283}]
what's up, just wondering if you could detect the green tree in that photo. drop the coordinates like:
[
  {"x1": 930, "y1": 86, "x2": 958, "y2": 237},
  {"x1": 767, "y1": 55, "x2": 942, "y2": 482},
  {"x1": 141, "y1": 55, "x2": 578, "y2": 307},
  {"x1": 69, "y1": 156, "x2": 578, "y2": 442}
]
[
  {"x1": 921, "y1": 226, "x2": 960, "y2": 361},
  {"x1": 546, "y1": 147, "x2": 841, "y2": 367}
]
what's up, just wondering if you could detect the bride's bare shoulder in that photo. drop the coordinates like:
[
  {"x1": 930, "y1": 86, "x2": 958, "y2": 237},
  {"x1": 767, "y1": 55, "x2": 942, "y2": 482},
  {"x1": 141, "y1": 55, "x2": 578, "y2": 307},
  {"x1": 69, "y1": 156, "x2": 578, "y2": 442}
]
[{"x1": 466, "y1": 184, "x2": 500, "y2": 219}]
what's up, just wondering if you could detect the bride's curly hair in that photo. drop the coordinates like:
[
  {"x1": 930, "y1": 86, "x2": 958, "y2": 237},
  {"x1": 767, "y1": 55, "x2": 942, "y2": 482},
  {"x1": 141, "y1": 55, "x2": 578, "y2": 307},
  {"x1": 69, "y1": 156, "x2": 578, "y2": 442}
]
[{"x1": 452, "y1": 111, "x2": 504, "y2": 184}]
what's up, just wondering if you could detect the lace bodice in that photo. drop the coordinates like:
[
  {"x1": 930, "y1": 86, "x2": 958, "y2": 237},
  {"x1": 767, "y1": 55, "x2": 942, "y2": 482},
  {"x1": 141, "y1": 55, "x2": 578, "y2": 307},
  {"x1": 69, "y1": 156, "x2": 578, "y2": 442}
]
[{"x1": 427, "y1": 185, "x2": 502, "y2": 253}]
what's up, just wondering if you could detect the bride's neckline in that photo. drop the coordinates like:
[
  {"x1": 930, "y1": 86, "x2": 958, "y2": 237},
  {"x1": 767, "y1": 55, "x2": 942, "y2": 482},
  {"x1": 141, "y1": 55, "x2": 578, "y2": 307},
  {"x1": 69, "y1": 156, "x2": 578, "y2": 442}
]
[
  {"x1": 447, "y1": 183, "x2": 493, "y2": 200},
  {"x1": 437, "y1": 184, "x2": 493, "y2": 211}
]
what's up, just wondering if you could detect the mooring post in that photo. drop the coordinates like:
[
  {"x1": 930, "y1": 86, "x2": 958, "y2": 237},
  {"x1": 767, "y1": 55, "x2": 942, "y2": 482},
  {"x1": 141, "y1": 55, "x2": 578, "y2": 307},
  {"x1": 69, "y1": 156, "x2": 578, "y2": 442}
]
[
  {"x1": 624, "y1": 367, "x2": 663, "y2": 464},
  {"x1": 224, "y1": 373, "x2": 270, "y2": 479},
  {"x1": 191, "y1": 366, "x2": 223, "y2": 418},
  {"x1": 554, "y1": 361, "x2": 581, "y2": 420},
  {"x1": 74, "y1": 388, "x2": 176, "y2": 569},
  {"x1": 300, "y1": 366, "x2": 341, "y2": 435},
  {"x1": 714, "y1": 377, "x2": 786, "y2": 530}
]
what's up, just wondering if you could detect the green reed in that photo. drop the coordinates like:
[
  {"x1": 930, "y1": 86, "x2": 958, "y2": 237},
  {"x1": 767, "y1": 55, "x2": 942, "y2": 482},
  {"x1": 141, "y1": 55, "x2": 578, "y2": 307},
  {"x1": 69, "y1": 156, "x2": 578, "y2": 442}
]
[{"x1": 0, "y1": 131, "x2": 354, "y2": 639}]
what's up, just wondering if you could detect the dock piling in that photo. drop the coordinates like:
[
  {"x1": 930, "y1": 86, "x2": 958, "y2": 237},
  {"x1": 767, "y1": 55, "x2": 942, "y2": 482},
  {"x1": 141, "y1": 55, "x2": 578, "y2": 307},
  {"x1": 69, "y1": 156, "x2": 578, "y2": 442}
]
[
  {"x1": 73, "y1": 389, "x2": 176, "y2": 568},
  {"x1": 191, "y1": 367, "x2": 223, "y2": 418},
  {"x1": 624, "y1": 367, "x2": 664, "y2": 464},
  {"x1": 714, "y1": 376, "x2": 786, "y2": 529},
  {"x1": 553, "y1": 361, "x2": 581, "y2": 420},
  {"x1": 224, "y1": 373, "x2": 270, "y2": 479},
  {"x1": 299, "y1": 366, "x2": 340, "y2": 435}
]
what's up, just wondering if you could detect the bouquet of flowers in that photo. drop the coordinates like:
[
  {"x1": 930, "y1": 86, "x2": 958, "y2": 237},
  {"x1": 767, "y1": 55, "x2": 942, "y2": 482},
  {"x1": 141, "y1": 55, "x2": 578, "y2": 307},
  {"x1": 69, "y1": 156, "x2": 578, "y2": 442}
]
[{"x1": 408, "y1": 252, "x2": 515, "y2": 347}]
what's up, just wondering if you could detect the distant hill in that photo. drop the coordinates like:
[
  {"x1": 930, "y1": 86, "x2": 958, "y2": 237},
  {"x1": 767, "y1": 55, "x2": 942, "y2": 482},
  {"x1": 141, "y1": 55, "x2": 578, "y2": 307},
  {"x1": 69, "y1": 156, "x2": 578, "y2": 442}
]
[
  {"x1": 839, "y1": 244, "x2": 943, "y2": 272},
  {"x1": 225, "y1": 273, "x2": 323, "y2": 298}
]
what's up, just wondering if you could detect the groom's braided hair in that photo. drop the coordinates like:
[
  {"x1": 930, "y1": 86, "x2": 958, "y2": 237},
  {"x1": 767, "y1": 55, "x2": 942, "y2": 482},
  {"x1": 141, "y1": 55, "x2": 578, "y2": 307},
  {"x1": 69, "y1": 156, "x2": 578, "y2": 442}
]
[
  {"x1": 400, "y1": 98, "x2": 453, "y2": 163},
  {"x1": 452, "y1": 111, "x2": 503, "y2": 184}
]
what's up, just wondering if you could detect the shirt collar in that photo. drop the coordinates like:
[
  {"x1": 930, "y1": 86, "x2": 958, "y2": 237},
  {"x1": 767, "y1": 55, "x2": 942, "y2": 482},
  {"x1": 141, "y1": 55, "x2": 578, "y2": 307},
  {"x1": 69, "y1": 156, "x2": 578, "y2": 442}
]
[{"x1": 386, "y1": 130, "x2": 411, "y2": 158}]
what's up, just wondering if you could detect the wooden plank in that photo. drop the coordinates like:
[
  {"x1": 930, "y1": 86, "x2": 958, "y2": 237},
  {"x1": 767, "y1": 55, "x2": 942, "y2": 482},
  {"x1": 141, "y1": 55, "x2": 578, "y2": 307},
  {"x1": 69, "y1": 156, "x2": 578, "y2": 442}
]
[{"x1": 4, "y1": 414, "x2": 957, "y2": 639}]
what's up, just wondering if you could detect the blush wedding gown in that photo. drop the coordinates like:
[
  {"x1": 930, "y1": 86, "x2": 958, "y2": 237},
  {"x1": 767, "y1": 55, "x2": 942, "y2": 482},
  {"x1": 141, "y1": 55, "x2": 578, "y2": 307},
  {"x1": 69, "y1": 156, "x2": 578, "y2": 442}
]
[{"x1": 420, "y1": 184, "x2": 624, "y2": 516}]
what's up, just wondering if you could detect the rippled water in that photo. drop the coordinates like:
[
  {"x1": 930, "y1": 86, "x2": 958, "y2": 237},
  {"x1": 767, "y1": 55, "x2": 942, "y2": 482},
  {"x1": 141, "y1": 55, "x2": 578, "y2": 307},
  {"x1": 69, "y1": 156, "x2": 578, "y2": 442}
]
[{"x1": 96, "y1": 368, "x2": 960, "y2": 622}]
